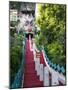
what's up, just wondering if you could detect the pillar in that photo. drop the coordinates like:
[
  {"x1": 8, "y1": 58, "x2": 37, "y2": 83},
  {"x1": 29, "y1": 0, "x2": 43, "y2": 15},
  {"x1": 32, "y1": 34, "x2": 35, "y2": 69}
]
[{"x1": 43, "y1": 66, "x2": 49, "y2": 86}]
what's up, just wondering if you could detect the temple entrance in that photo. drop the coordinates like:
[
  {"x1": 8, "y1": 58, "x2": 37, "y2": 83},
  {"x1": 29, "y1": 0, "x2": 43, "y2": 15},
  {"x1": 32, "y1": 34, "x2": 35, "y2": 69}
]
[{"x1": 25, "y1": 33, "x2": 33, "y2": 40}]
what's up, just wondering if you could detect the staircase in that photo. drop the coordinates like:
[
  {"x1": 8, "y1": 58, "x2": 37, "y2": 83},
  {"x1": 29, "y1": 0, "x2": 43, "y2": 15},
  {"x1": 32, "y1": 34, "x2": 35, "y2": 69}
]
[{"x1": 23, "y1": 39, "x2": 43, "y2": 88}]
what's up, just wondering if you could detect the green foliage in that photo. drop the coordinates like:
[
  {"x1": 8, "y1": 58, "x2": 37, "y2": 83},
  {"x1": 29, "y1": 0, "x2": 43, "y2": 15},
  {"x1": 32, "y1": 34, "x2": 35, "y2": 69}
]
[
  {"x1": 10, "y1": 34, "x2": 23, "y2": 85},
  {"x1": 10, "y1": 21, "x2": 17, "y2": 37},
  {"x1": 14, "y1": 33, "x2": 23, "y2": 41},
  {"x1": 10, "y1": 21, "x2": 17, "y2": 27},
  {"x1": 35, "y1": 4, "x2": 66, "y2": 70}
]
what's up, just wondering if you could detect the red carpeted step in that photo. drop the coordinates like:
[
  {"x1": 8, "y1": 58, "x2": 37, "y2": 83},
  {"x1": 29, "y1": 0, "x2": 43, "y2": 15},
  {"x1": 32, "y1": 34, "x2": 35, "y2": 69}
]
[
  {"x1": 23, "y1": 39, "x2": 43, "y2": 88},
  {"x1": 23, "y1": 82, "x2": 43, "y2": 88},
  {"x1": 24, "y1": 71, "x2": 37, "y2": 74},
  {"x1": 25, "y1": 64, "x2": 35, "y2": 68},
  {"x1": 24, "y1": 77, "x2": 39, "y2": 80},
  {"x1": 25, "y1": 63, "x2": 35, "y2": 66},
  {"x1": 24, "y1": 78, "x2": 40, "y2": 83},
  {"x1": 24, "y1": 80, "x2": 43, "y2": 85},
  {"x1": 24, "y1": 82, "x2": 43, "y2": 86}
]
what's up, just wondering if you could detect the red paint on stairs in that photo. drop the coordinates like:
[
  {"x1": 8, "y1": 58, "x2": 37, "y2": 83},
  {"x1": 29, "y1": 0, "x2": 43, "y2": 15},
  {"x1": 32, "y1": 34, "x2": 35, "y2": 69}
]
[{"x1": 23, "y1": 39, "x2": 43, "y2": 88}]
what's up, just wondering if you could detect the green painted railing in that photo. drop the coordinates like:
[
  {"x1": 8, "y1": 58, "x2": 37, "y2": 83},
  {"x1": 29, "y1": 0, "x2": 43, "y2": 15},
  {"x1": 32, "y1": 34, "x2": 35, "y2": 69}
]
[
  {"x1": 36, "y1": 45, "x2": 65, "y2": 74},
  {"x1": 41, "y1": 46, "x2": 65, "y2": 74}
]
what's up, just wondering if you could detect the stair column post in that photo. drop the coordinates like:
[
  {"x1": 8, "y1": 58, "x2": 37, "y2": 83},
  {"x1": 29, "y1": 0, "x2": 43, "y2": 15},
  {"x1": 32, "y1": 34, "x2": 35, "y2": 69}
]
[
  {"x1": 39, "y1": 64, "x2": 43, "y2": 81},
  {"x1": 35, "y1": 52, "x2": 40, "y2": 76},
  {"x1": 43, "y1": 66, "x2": 50, "y2": 86},
  {"x1": 41, "y1": 50, "x2": 50, "y2": 86},
  {"x1": 39, "y1": 51, "x2": 44, "y2": 81},
  {"x1": 51, "y1": 70, "x2": 59, "y2": 86}
]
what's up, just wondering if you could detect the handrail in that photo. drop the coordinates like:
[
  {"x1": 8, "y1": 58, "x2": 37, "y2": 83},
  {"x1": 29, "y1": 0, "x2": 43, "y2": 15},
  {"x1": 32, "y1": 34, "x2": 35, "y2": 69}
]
[
  {"x1": 41, "y1": 46, "x2": 65, "y2": 84},
  {"x1": 35, "y1": 45, "x2": 65, "y2": 84},
  {"x1": 10, "y1": 40, "x2": 25, "y2": 89},
  {"x1": 41, "y1": 46, "x2": 65, "y2": 74}
]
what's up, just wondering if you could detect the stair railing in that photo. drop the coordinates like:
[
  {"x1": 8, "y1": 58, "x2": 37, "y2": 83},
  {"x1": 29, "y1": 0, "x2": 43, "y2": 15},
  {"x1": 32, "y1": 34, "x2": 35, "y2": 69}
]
[
  {"x1": 34, "y1": 43, "x2": 65, "y2": 86},
  {"x1": 41, "y1": 46, "x2": 65, "y2": 85},
  {"x1": 41, "y1": 46, "x2": 65, "y2": 74}
]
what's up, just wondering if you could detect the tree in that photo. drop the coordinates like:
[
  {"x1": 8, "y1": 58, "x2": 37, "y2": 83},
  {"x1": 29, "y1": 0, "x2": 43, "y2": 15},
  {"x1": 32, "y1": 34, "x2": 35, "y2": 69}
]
[{"x1": 35, "y1": 4, "x2": 66, "y2": 70}]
